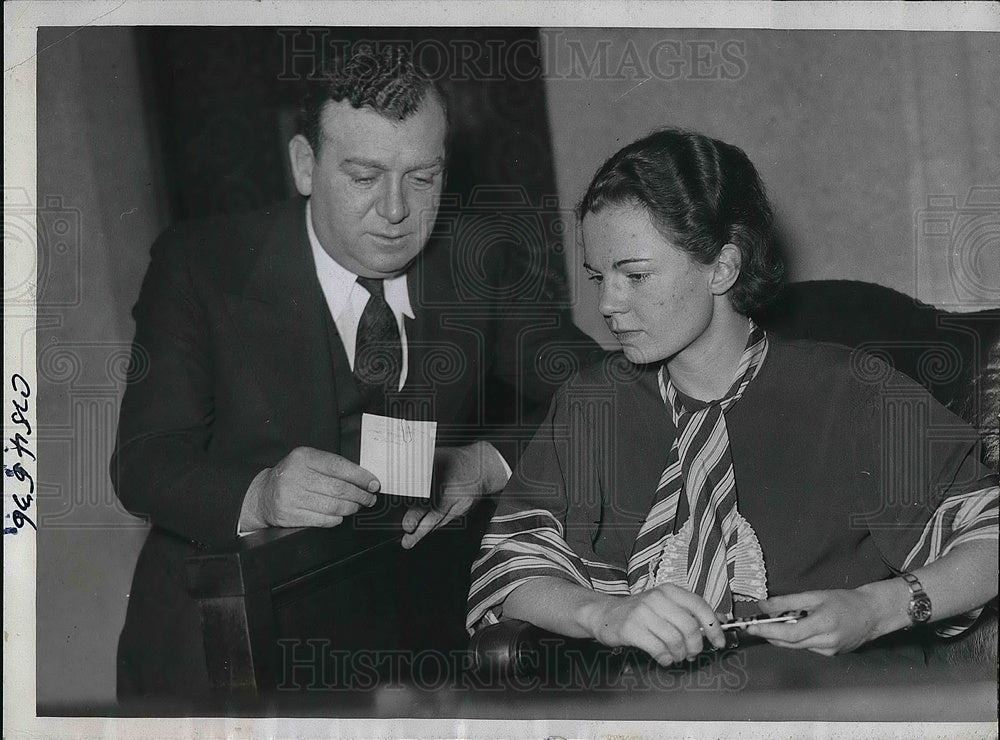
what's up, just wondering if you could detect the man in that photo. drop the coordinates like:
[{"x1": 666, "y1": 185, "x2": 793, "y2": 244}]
[{"x1": 112, "y1": 46, "x2": 596, "y2": 700}]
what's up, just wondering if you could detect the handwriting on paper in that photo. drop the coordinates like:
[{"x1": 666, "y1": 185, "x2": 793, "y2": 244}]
[
  {"x1": 359, "y1": 413, "x2": 436, "y2": 499},
  {"x1": 5, "y1": 374, "x2": 36, "y2": 535}
]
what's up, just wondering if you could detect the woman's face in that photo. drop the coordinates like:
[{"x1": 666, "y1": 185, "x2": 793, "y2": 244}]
[{"x1": 582, "y1": 204, "x2": 716, "y2": 365}]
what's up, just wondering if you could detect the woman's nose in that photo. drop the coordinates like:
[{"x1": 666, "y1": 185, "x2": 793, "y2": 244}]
[{"x1": 598, "y1": 280, "x2": 626, "y2": 317}]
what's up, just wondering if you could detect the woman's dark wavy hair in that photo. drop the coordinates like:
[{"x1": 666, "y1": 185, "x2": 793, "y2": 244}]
[
  {"x1": 577, "y1": 128, "x2": 784, "y2": 315},
  {"x1": 297, "y1": 45, "x2": 449, "y2": 156}
]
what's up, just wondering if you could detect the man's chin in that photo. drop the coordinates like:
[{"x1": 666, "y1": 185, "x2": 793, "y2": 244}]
[{"x1": 364, "y1": 250, "x2": 422, "y2": 278}]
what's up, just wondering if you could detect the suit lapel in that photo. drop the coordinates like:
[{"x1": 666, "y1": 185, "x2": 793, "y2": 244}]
[{"x1": 225, "y1": 201, "x2": 342, "y2": 452}]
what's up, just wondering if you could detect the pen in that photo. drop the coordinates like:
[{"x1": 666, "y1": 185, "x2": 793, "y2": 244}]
[{"x1": 720, "y1": 610, "x2": 807, "y2": 631}]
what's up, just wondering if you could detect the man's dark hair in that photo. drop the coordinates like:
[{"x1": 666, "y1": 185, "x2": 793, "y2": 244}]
[
  {"x1": 297, "y1": 45, "x2": 448, "y2": 155},
  {"x1": 578, "y1": 128, "x2": 784, "y2": 316}
]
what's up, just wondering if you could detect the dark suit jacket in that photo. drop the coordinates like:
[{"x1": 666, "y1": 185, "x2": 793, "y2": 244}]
[{"x1": 111, "y1": 198, "x2": 597, "y2": 700}]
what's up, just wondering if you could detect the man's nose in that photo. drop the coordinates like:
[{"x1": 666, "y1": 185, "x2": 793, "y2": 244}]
[{"x1": 376, "y1": 178, "x2": 409, "y2": 224}]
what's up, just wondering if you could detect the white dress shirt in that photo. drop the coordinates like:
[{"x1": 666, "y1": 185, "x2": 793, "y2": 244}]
[
  {"x1": 237, "y1": 201, "x2": 510, "y2": 535},
  {"x1": 306, "y1": 201, "x2": 414, "y2": 387}
]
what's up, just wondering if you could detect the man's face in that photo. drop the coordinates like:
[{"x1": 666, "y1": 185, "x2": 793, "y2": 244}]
[{"x1": 290, "y1": 98, "x2": 447, "y2": 278}]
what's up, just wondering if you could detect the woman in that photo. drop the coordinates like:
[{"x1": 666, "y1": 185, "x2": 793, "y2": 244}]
[{"x1": 466, "y1": 129, "x2": 998, "y2": 666}]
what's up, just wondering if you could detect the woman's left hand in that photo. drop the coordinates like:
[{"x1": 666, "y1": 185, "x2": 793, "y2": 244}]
[{"x1": 745, "y1": 589, "x2": 884, "y2": 656}]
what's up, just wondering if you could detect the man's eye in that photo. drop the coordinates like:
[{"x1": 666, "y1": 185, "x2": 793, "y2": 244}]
[
  {"x1": 627, "y1": 273, "x2": 650, "y2": 283},
  {"x1": 409, "y1": 172, "x2": 438, "y2": 187},
  {"x1": 347, "y1": 170, "x2": 379, "y2": 185},
  {"x1": 586, "y1": 274, "x2": 603, "y2": 284}
]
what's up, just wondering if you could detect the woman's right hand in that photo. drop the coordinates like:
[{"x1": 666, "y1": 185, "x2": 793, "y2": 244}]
[{"x1": 583, "y1": 584, "x2": 727, "y2": 666}]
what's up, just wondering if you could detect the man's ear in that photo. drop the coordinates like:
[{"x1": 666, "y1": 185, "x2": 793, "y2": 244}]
[
  {"x1": 288, "y1": 135, "x2": 315, "y2": 197},
  {"x1": 709, "y1": 243, "x2": 742, "y2": 296}
]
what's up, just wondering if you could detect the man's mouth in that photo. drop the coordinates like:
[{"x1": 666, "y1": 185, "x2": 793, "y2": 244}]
[{"x1": 369, "y1": 231, "x2": 412, "y2": 243}]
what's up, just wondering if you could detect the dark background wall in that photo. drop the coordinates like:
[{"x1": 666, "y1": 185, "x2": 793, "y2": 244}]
[{"x1": 35, "y1": 26, "x2": 999, "y2": 712}]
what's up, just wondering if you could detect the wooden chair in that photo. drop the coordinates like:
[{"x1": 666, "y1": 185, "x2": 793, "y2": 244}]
[{"x1": 186, "y1": 497, "x2": 490, "y2": 701}]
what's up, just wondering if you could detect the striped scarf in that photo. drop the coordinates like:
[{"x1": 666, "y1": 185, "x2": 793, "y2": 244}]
[{"x1": 627, "y1": 322, "x2": 768, "y2": 615}]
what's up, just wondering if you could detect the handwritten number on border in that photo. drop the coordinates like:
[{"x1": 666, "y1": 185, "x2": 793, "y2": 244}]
[{"x1": 5, "y1": 374, "x2": 36, "y2": 535}]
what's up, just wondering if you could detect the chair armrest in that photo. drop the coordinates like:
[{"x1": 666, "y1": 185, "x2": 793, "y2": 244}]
[
  {"x1": 186, "y1": 521, "x2": 401, "y2": 599},
  {"x1": 469, "y1": 619, "x2": 619, "y2": 679},
  {"x1": 468, "y1": 620, "x2": 753, "y2": 681},
  {"x1": 924, "y1": 598, "x2": 999, "y2": 675},
  {"x1": 185, "y1": 502, "x2": 408, "y2": 696}
]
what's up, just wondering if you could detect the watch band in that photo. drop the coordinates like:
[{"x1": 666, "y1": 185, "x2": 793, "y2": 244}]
[{"x1": 902, "y1": 572, "x2": 932, "y2": 624}]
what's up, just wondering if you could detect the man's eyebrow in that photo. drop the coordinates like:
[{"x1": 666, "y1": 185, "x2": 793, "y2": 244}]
[
  {"x1": 408, "y1": 157, "x2": 445, "y2": 171},
  {"x1": 341, "y1": 158, "x2": 387, "y2": 169},
  {"x1": 340, "y1": 157, "x2": 444, "y2": 171}
]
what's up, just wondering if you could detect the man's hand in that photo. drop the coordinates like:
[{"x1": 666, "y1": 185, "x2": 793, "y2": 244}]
[
  {"x1": 240, "y1": 446, "x2": 379, "y2": 530},
  {"x1": 746, "y1": 588, "x2": 888, "y2": 656},
  {"x1": 582, "y1": 584, "x2": 727, "y2": 666},
  {"x1": 400, "y1": 441, "x2": 509, "y2": 549}
]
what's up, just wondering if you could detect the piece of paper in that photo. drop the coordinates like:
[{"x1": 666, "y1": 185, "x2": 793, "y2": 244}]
[{"x1": 360, "y1": 413, "x2": 436, "y2": 499}]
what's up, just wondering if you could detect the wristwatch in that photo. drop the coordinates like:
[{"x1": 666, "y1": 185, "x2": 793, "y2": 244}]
[{"x1": 902, "y1": 572, "x2": 932, "y2": 625}]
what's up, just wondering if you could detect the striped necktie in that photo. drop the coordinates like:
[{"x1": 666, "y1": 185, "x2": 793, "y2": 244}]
[
  {"x1": 354, "y1": 276, "x2": 402, "y2": 415},
  {"x1": 627, "y1": 322, "x2": 768, "y2": 616}
]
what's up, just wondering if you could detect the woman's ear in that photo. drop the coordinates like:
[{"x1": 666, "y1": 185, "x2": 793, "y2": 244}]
[
  {"x1": 710, "y1": 243, "x2": 742, "y2": 296},
  {"x1": 288, "y1": 135, "x2": 315, "y2": 197}
]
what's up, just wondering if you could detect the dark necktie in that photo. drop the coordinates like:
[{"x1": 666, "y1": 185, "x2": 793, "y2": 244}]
[{"x1": 354, "y1": 276, "x2": 402, "y2": 415}]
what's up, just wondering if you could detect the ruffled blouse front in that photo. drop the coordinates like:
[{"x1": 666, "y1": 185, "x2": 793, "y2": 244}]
[{"x1": 648, "y1": 512, "x2": 769, "y2": 605}]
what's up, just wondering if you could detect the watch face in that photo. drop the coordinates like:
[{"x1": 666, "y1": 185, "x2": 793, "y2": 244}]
[{"x1": 909, "y1": 595, "x2": 932, "y2": 623}]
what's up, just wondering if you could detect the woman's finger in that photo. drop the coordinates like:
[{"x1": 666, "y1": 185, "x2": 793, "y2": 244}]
[
  {"x1": 757, "y1": 591, "x2": 824, "y2": 615},
  {"x1": 627, "y1": 624, "x2": 680, "y2": 667},
  {"x1": 654, "y1": 584, "x2": 726, "y2": 649}
]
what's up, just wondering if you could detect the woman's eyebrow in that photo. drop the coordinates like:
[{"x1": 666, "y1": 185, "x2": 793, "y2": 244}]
[{"x1": 613, "y1": 257, "x2": 653, "y2": 269}]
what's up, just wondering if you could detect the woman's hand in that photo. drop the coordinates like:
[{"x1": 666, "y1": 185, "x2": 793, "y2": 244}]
[
  {"x1": 746, "y1": 588, "x2": 887, "y2": 656},
  {"x1": 582, "y1": 584, "x2": 727, "y2": 666}
]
